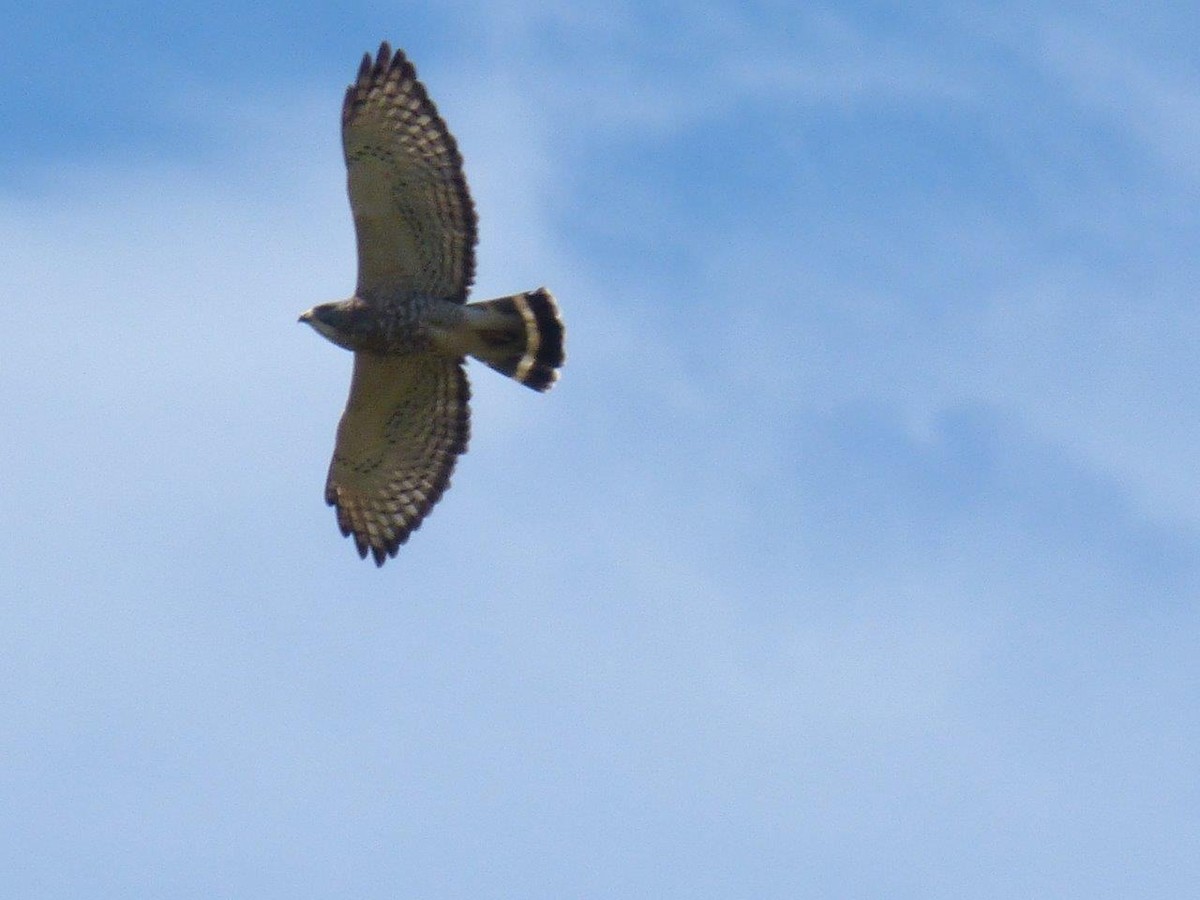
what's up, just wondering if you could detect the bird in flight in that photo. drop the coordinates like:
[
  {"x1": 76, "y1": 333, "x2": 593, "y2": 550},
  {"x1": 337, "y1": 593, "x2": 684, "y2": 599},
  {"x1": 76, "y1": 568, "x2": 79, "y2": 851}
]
[{"x1": 300, "y1": 43, "x2": 565, "y2": 565}]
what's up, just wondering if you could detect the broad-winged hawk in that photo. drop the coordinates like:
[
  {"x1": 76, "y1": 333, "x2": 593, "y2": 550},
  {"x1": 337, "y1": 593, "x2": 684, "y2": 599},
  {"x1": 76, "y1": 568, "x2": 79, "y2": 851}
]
[{"x1": 300, "y1": 43, "x2": 565, "y2": 565}]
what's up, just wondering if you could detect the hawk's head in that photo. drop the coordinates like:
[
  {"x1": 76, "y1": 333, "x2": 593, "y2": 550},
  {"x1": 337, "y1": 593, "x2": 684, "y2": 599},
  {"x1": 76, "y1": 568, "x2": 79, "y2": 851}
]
[{"x1": 299, "y1": 301, "x2": 362, "y2": 351}]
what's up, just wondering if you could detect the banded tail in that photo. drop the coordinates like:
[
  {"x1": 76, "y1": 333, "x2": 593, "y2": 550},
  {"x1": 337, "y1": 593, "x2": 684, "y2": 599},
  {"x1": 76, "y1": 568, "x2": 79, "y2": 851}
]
[{"x1": 460, "y1": 288, "x2": 565, "y2": 391}]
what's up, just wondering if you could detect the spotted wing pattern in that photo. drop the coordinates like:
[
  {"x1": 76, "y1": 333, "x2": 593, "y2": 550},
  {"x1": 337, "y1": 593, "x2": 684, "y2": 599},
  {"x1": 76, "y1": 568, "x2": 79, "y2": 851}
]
[
  {"x1": 343, "y1": 42, "x2": 478, "y2": 303},
  {"x1": 325, "y1": 352, "x2": 470, "y2": 564}
]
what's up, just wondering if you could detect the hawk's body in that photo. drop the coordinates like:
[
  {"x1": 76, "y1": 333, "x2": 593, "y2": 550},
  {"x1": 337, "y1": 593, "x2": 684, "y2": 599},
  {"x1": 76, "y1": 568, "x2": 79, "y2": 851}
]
[{"x1": 300, "y1": 43, "x2": 565, "y2": 565}]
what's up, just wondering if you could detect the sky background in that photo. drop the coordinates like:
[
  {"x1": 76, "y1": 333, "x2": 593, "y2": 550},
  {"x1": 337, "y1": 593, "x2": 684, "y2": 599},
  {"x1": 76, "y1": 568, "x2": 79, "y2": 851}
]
[{"x1": 2, "y1": 1, "x2": 1199, "y2": 896}]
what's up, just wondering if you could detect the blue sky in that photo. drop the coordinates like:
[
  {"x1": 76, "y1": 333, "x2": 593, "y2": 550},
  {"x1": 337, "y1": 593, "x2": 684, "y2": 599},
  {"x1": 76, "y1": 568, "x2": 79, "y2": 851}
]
[{"x1": 2, "y1": 1, "x2": 1199, "y2": 896}]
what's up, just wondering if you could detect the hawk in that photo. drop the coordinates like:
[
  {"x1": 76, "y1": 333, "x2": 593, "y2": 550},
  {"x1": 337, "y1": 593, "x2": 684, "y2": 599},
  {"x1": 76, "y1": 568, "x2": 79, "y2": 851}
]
[{"x1": 300, "y1": 43, "x2": 565, "y2": 565}]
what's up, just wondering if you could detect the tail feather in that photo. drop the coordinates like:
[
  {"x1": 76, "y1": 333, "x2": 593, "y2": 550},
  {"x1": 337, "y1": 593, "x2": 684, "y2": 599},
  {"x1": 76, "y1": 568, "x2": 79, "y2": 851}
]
[{"x1": 463, "y1": 288, "x2": 565, "y2": 391}]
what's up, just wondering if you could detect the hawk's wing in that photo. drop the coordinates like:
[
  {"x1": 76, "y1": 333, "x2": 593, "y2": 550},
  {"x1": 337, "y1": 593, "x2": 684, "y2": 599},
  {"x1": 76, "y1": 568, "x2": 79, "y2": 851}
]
[
  {"x1": 325, "y1": 352, "x2": 470, "y2": 565},
  {"x1": 343, "y1": 42, "x2": 477, "y2": 303}
]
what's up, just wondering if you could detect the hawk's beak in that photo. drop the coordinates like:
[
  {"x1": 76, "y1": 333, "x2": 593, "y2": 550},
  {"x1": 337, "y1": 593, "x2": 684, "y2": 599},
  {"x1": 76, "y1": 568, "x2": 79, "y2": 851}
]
[{"x1": 298, "y1": 309, "x2": 314, "y2": 324}]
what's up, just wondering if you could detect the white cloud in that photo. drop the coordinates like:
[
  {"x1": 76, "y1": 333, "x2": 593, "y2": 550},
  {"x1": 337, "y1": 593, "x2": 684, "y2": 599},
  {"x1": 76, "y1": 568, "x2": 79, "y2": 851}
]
[
  {"x1": 3, "y1": 12, "x2": 1200, "y2": 896},
  {"x1": 1034, "y1": 15, "x2": 1200, "y2": 183}
]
